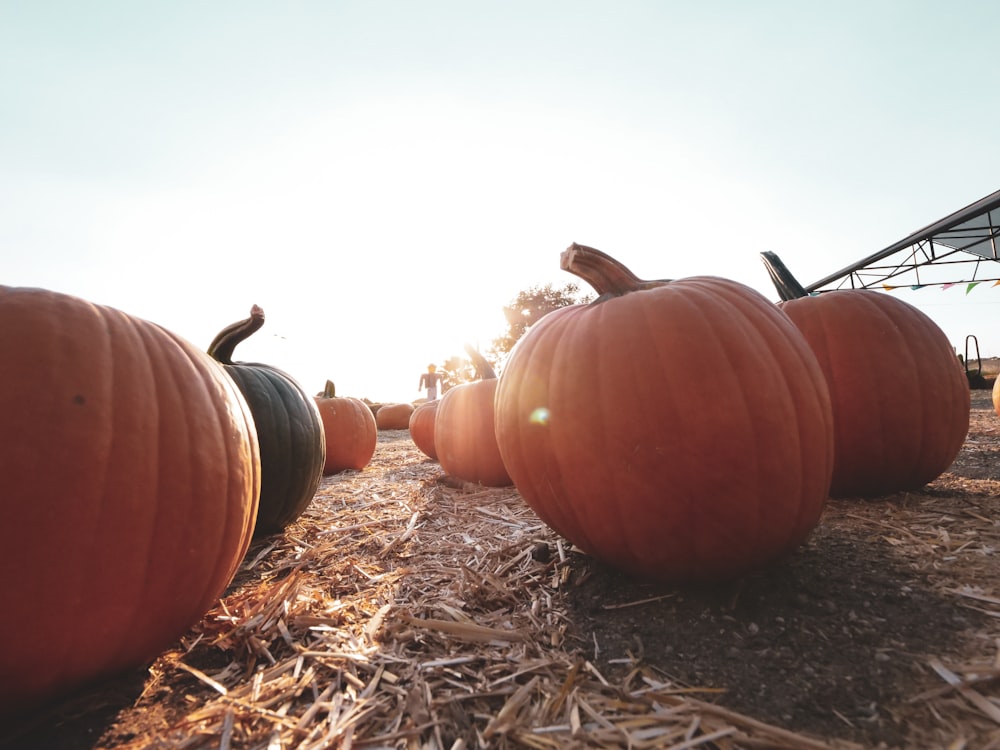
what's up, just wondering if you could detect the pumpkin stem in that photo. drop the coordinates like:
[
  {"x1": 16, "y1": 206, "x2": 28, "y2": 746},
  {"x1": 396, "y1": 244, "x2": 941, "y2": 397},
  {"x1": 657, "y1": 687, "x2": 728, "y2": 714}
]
[
  {"x1": 208, "y1": 305, "x2": 265, "y2": 364},
  {"x1": 760, "y1": 251, "x2": 809, "y2": 301},
  {"x1": 560, "y1": 243, "x2": 671, "y2": 300},
  {"x1": 463, "y1": 342, "x2": 497, "y2": 380},
  {"x1": 323, "y1": 380, "x2": 336, "y2": 398}
]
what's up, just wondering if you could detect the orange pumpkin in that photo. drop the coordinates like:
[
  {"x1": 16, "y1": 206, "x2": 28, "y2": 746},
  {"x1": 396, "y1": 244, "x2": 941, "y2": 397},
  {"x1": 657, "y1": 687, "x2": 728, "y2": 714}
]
[
  {"x1": 409, "y1": 399, "x2": 440, "y2": 459},
  {"x1": 0, "y1": 286, "x2": 260, "y2": 714},
  {"x1": 376, "y1": 402, "x2": 414, "y2": 430},
  {"x1": 762, "y1": 251, "x2": 970, "y2": 498},
  {"x1": 993, "y1": 375, "x2": 1000, "y2": 419},
  {"x1": 494, "y1": 244, "x2": 834, "y2": 583},
  {"x1": 314, "y1": 381, "x2": 378, "y2": 474},
  {"x1": 436, "y1": 345, "x2": 512, "y2": 487}
]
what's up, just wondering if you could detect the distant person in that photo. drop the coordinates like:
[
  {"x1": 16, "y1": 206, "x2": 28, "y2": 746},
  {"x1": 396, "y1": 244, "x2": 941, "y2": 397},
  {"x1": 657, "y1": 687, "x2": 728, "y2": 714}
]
[{"x1": 419, "y1": 364, "x2": 444, "y2": 401}]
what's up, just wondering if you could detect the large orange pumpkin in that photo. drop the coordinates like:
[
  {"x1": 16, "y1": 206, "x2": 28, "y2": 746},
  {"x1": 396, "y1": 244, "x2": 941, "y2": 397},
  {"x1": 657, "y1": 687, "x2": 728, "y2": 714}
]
[
  {"x1": 409, "y1": 399, "x2": 440, "y2": 459},
  {"x1": 0, "y1": 286, "x2": 260, "y2": 714},
  {"x1": 993, "y1": 375, "x2": 1000, "y2": 419},
  {"x1": 436, "y1": 344, "x2": 513, "y2": 487},
  {"x1": 494, "y1": 244, "x2": 834, "y2": 583},
  {"x1": 314, "y1": 380, "x2": 378, "y2": 474},
  {"x1": 762, "y1": 251, "x2": 970, "y2": 498}
]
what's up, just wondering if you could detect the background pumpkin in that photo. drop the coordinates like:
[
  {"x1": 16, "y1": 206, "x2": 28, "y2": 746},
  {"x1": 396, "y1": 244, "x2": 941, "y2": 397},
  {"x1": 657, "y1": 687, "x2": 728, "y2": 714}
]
[
  {"x1": 494, "y1": 244, "x2": 834, "y2": 583},
  {"x1": 209, "y1": 305, "x2": 325, "y2": 534},
  {"x1": 408, "y1": 399, "x2": 440, "y2": 459},
  {"x1": 375, "y1": 402, "x2": 414, "y2": 430},
  {"x1": 314, "y1": 380, "x2": 378, "y2": 474},
  {"x1": 0, "y1": 286, "x2": 260, "y2": 715},
  {"x1": 762, "y1": 251, "x2": 970, "y2": 498},
  {"x1": 435, "y1": 344, "x2": 512, "y2": 487}
]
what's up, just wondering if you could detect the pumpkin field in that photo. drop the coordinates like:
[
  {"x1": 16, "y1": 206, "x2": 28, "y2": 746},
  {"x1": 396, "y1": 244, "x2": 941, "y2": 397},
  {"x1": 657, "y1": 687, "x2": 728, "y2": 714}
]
[
  {"x1": 0, "y1": 385, "x2": 997, "y2": 749},
  {"x1": 2, "y1": 250, "x2": 1000, "y2": 750}
]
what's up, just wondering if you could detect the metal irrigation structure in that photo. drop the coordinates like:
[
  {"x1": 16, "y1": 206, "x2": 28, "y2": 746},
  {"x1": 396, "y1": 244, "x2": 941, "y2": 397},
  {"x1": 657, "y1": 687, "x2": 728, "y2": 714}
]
[{"x1": 795, "y1": 188, "x2": 1000, "y2": 293}]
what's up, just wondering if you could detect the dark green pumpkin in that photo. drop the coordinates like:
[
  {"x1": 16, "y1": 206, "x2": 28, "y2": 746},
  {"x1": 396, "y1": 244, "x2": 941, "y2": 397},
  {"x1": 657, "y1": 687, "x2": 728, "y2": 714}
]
[{"x1": 209, "y1": 306, "x2": 325, "y2": 534}]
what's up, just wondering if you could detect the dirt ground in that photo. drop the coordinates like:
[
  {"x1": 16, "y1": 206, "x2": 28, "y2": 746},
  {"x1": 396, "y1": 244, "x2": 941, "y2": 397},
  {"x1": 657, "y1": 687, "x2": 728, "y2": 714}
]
[{"x1": 3, "y1": 389, "x2": 999, "y2": 749}]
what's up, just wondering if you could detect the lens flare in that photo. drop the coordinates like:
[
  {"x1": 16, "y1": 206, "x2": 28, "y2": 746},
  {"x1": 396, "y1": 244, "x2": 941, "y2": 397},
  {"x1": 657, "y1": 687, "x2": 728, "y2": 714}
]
[{"x1": 529, "y1": 407, "x2": 550, "y2": 425}]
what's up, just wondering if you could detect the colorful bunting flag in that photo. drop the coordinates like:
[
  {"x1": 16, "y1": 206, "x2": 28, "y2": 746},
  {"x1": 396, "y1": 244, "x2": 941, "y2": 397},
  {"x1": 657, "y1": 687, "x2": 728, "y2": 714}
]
[{"x1": 870, "y1": 280, "x2": 999, "y2": 292}]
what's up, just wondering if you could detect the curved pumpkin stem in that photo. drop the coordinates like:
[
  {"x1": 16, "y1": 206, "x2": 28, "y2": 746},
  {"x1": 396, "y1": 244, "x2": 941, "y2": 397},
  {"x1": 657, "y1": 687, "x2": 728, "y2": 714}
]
[
  {"x1": 463, "y1": 342, "x2": 497, "y2": 380},
  {"x1": 560, "y1": 243, "x2": 671, "y2": 300},
  {"x1": 208, "y1": 305, "x2": 265, "y2": 364},
  {"x1": 760, "y1": 251, "x2": 809, "y2": 301},
  {"x1": 322, "y1": 380, "x2": 336, "y2": 398}
]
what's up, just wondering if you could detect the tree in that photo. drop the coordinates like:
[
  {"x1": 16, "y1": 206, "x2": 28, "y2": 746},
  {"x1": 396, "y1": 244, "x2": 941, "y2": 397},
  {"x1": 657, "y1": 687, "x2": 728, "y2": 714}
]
[
  {"x1": 487, "y1": 282, "x2": 594, "y2": 365},
  {"x1": 440, "y1": 353, "x2": 477, "y2": 392},
  {"x1": 438, "y1": 344, "x2": 499, "y2": 392},
  {"x1": 435, "y1": 283, "x2": 593, "y2": 389}
]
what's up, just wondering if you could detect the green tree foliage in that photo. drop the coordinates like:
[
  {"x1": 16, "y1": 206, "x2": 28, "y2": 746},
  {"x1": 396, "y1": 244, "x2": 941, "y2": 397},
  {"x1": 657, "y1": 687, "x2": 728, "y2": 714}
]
[
  {"x1": 439, "y1": 354, "x2": 476, "y2": 392},
  {"x1": 435, "y1": 283, "x2": 593, "y2": 389},
  {"x1": 438, "y1": 345, "x2": 498, "y2": 392},
  {"x1": 487, "y1": 282, "x2": 594, "y2": 364}
]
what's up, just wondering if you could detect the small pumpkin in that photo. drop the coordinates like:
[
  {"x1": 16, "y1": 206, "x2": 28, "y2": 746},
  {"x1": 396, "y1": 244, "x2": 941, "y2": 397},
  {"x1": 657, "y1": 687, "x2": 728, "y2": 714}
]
[
  {"x1": 0, "y1": 286, "x2": 260, "y2": 714},
  {"x1": 761, "y1": 252, "x2": 970, "y2": 498},
  {"x1": 494, "y1": 244, "x2": 834, "y2": 583},
  {"x1": 314, "y1": 380, "x2": 378, "y2": 474},
  {"x1": 209, "y1": 305, "x2": 325, "y2": 534},
  {"x1": 409, "y1": 399, "x2": 440, "y2": 459},
  {"x1": 376, "y1": 401, "x2": 415, "y2": 430},
  {"x1": 993, "y1": 375, "x2": 1000, "y2": 419},
  {"x1": 436, "y1": 344, "x2": 512, "y2": 487}
]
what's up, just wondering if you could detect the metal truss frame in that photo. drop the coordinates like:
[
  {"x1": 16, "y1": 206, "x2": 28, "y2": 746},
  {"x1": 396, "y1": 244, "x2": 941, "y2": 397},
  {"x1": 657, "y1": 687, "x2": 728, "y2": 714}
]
[{"x1": 803, "y1": 189, "x2": 1000, "y2": 292}]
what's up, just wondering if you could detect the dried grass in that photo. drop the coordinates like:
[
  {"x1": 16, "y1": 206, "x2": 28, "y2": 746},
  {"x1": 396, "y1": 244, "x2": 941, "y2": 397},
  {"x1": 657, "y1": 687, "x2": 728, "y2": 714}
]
[
  {"x1": 11, "y1": 390, "x2": 992, "y2": 749},
  {"x1": 107, "y1": 432, "x2": 868, "y2": 750}
]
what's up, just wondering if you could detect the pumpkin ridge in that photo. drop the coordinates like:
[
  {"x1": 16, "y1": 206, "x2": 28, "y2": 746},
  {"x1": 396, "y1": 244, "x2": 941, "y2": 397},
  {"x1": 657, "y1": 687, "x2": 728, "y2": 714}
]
[
  {"x1": 170, "y1": 322, "x2": 259, "y2": 598},
  {"x1": 560, "y1": 301, "x2": 617, "y2": 555},
  {"x1": 739, "y1": 281, "x2": 830, "y2": 513},
  {"x1": 237, "y1": 368, "x2": 285, "y2": 530},
  {"x1": 150, "y1": 324, "x2": 254, "y2": 632},
  {"x1": 628, "y1": 290, "x2": 699, "y2": 566},
  {"x1": 765, "y1": 307, "x2": 834, "y2": 540},
  {"x1": 878, "y1": 293, "x2": 967, "y2": 485},
  {"x1": 107, "y1": 317, "x2": 176, "y2": 663},
  {"x1": 535, "y1": 306, "x2": 588, "y2": 536},
  {"x1": 872, "y1": 294, "x2": 929, "y2": 485},
  {"x1": 679, "y1": 285, "x2": 765, "y2": 569},
  {"x1": 108, "y1": 324, "x2": 181, "y2": 663},
  {"x1": 43, "y1": 299, "x2": 120, "y2": 679},
  {"x1": 723, "y1": 280, "x2": 833, "y2": 552},
  {"x1": 66, "y1": 307, "x2": 153, "y2": 670},
  {"x1": 810, "y1": 294, "x2": 889, "y2": 495},
  {"x1": 705, "y1": 287, "x2": 771, "y2": 561},
  {"x1": 722, "y1": 292, "x2": 801, "y2": 543},
  {"x1": 495, "y1": 307, "x2": 566, "y2": 526},
  {"x1": 867, "y1": 293, "x2": 926, "y2": 493},
  {"x1": 675, "y1": 283, "x2": 774, "y2": 569}
]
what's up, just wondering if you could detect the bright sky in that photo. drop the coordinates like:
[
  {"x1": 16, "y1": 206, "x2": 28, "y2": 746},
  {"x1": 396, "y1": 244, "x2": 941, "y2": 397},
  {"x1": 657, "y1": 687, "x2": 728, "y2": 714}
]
[{"x1": 4, "y1": 1, "x2": 999, "y2": 403}]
